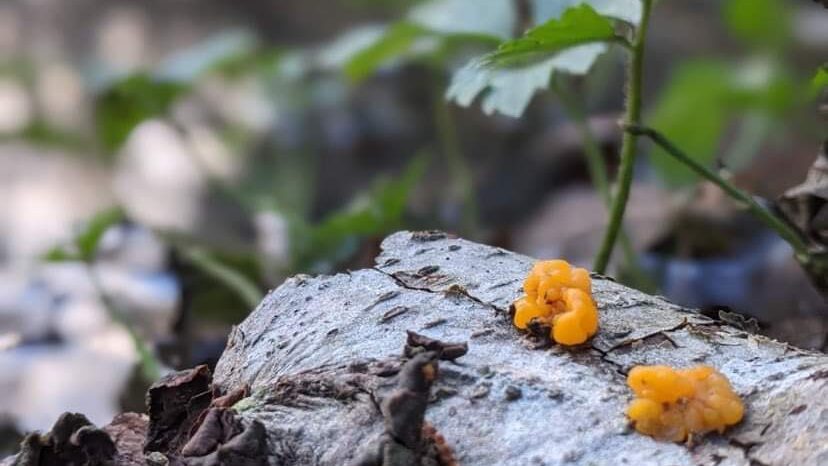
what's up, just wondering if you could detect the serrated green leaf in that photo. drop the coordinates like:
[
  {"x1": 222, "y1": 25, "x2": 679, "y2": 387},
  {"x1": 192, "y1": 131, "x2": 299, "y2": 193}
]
[
  {"x1": 344, "y1": 22, "x2": 430, "y2": 82},
  {"x1": 446, "y1": 3, "x2": 617, "y2": 117},
  {"x1": 487, "y1": 4, "x2": 616, "y2": 67},
  {"x1": 75, "y1": 207, "x2": 126, "y2": 262},
  {"x1": 723, "y1": 0, "x2": 790, "y2": 49},
  {"x1": 459, "y1": 47, "x2": 607, "y2": 117},
  {"x1": 95, "y1": 74, "x2": 188, "y2": 153},
  {"x1": 447, "y1": 42, "x2": 607, "y2": 117},
  {"x1": 325, "y1": 0, "x2": 510, "y2": 83},
  {"x1": 532, "y1": 0, "x2": 642, "y2": 26},
  {"x1": 335, "y1": 18, "x2": 502, "y2": 84}
]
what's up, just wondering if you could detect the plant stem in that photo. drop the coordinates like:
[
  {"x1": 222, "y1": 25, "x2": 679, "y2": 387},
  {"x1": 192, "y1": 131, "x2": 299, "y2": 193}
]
[
  {"x1": 178, "y1": 245, "x2": 264, "y2": 310},
  {"x1": 552, "y1": 78, "x2": 650, "y2": 289},
  {"x1": 431, "y1": 70, "x2": 479, "y2": 236},
  {"x1": 626, "y1": 124, "x2": 810, "y2": 258},
  {"x1": 89, "y1": 267, "x2": 162, "y2": 382},
  {"x1": 552, "y1": 79, "x2": 612, "y2": 205},
  {"x1": 593, "y1": 0, "x2": 654, "y2": 274}
]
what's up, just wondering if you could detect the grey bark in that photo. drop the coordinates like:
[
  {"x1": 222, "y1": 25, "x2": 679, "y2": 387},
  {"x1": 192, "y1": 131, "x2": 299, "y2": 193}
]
[{"x1": 214, "y1": 231, "x2": 828, "y2": 466}]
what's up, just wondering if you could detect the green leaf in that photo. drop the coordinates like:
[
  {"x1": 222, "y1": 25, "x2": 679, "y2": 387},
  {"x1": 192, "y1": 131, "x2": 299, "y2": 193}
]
[
  {"x1": 532, "y1": 0, "x2": 643, "y2": 25},
  {"x1": 155, "y1": 31, "x2": 256, "y2": 83},
  {"x1": 648, "y1": 58, "x2": 799, "y2": 186},
  {"x1": 42, "y1": 246, "x2": 80, "y2": 263},
  {"x1": 811, "y1": 65, "x2": 828, "y2": 98},
  {"x1": 41, "y1": 207, "x2": 125, "y2": 263},
  {"x1": 95, "y1": 74, "x2": 187, "y2": 153},
  {"x1": 94, "y1": 33, "x2": 256, "y2": 153},
  {"x1": 730, "y1": 59, "x2": 796, "y2": 114},
  {"x1": 336, "y1": 17, "x2": 502, "y2": 83},
  {"x1": 295, "y1": 155, "x2": 428, "y2": 270},
  {"x1": 0, "y1": 119, "x2": 90, "y2": 152},
  {"x1": 326, "y1": 0, "x2": 510, "y2": 83},
  {"x1": 75, "y1": 207, "x2": 126, "y2": 261},
  {"x1": 10, "y1": 120, "x2": 90, "y2": 151},
  {"x1": 723, "y1": 0, "x2": 790, "y2": 49},
  {"x1": 447, "y1": 43, "x2": 608, "y2": 117},
  {"x1": 446, "y1": 4, "x2": 617, "y2": 117},
  {"x1": 648, "y1": 62, "x2": 733, "y2": 186},
  {"x1": 211, "y1": 48, "x2": 281, "y2": 80},
  {"x1": 344, "y1": 22, "x2": 430, "y2": 82},
  {"x1": 408, "y1": 0, "x2": 515, "y2": 39},
  {"x1": 486, "y1": 4, "x2": 616, "y2": 67}
]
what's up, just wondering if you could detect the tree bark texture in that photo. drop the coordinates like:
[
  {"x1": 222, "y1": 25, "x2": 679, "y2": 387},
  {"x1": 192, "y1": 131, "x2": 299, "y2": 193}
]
[
  {"x1": 5, "y1": 231, "x2": 828, "y2": 466},
  {"x1": 213, "y1": 231, "x2": 828, "y2": 466}
]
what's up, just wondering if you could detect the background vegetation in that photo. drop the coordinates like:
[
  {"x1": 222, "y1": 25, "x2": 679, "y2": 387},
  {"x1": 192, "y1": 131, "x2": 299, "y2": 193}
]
[{"x1": 0, "y1": 0, "x2": 825, "y2": 449}]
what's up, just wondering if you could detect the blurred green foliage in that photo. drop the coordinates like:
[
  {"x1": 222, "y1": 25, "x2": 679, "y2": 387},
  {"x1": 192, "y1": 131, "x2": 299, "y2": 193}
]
[
  {"x1": 44, "y1": 207, "x2": 126, "y2": 262},
  {"x1": 9, "y1": 0, "x2": 826, "y2": 352},
  {"x1": 16, "y1": 120, "x2": 91, "y2": 151},
  {"x1": 646, "y1": 60, "x2": 790, "y2": 185},
  {"x1": 293, "y1": 154, "x2": 428, "y2": 271},
  {"x1": 345, "y1": 23, "x2": 429, "y2": 82},
  {"x1": 95, "y1": 31, "x2": 262, "y2": 154},
  {"x1": 95, "y1": 74, "x2": 187, "y2": 153},
  {"x1": 647, "y1": 0, "x2": 806, "y2": 186},
  {"x1": 812, "y1": 65, "x2": 828, "y2": 98},
  {"x1": 723, "y1": 0, "x2": 790, "y2": 49},
  {"x1": 18, "y1": 0, "x2": 823, "y2": 276},
  {"x1": 42, "y1": 207, "x2": 161, "y2": 381}
]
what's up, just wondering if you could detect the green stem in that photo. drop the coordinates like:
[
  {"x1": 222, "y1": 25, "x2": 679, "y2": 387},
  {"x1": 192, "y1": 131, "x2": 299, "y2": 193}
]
[
  {"x1": 552, "y1": 78, "x2": 612, "y2": 206},
  {"x1": 431, "y1": 70, "x2": 479, "y2": 236},
  {"x1": 626, "y1": 124, "x2": 810, "y2": 259},
  {"x1": 89, "y1": 267, "x2": 162, "y2": 382},
  {"x1": 178, "y1": 245, "x2": 264, "y2": 310},
  {"x1": 552, "y1": 78, "x2": 648, "y2": 288},
  {"x1": 593, "y1": 0, "x2": 654, "y2": 274}
]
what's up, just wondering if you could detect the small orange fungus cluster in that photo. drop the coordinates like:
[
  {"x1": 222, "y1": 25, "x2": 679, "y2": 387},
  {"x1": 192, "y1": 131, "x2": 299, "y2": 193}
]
[
  {"x1": 626, "y1": 365, "x2": 744, "y2": 442},
  {"x1": 513, "y1": 260, "x2": 598, "y2": 345}
]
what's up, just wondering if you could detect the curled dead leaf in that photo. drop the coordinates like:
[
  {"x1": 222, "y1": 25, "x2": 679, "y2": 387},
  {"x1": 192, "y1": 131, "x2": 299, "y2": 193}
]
[{"x1": 777, "y1": 142, "x2": 828, "y2": 300}]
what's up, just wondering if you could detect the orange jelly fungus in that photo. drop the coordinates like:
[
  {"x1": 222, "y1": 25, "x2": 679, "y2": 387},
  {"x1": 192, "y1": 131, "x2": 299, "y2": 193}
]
[
  {"x1": 626, "y1": 365, "x2": 744, "y2": 442},
  {"x1": 513, "y1": 260, "x2": 598, "y2": 345}
]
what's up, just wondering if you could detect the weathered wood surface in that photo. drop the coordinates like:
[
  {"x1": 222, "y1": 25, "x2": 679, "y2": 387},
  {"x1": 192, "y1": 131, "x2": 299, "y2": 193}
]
[{"x1": 211, "y1": 231, "x2": 828, "y2": 466}]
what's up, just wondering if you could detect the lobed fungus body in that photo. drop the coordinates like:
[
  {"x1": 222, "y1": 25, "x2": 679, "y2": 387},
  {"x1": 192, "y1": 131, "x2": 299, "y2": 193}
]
[
  {"x1": 626, "y1": 365, "x2": 744, "y2": 442},
  {"x1": 513, "y1": 260, "x2": 598, "y2": 345}
]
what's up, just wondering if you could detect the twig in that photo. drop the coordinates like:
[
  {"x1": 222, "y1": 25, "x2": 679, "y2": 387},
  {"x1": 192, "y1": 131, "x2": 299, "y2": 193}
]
[
  {"x1": 178, "y1": 245, "x2": 264, "y2": 310},
  {"x1": 624, "y1": 124, "x2": 810, "y2": 259},
  {"x1": 89, "y1": 267, "x2": 162, "y2": 382}
]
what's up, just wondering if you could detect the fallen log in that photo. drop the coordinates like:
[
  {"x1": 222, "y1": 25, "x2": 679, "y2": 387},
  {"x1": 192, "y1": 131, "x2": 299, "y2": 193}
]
[{"x1": 6, "y1": 231, "x2": 828, "y2": 465}]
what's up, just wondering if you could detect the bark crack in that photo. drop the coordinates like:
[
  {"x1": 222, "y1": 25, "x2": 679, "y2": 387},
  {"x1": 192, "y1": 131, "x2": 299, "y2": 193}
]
[{"x1": 372, "y1": 267, "x2": 506, "y2": 315}]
